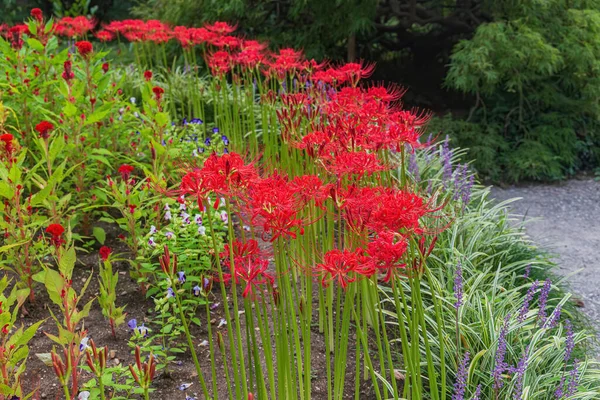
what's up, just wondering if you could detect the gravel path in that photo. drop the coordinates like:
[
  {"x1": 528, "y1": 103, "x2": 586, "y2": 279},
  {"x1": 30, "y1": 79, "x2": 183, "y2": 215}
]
[{"x1": 491, "y1": 178, "x2": 600, "y2": 329}]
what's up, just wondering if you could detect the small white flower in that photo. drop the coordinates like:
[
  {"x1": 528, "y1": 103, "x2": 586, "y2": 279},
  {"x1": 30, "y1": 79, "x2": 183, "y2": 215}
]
[
  {"x1": 179, "y1": 202, "x2": 187, "y2": 211},
  {"x1": 149, "y1": 225, "x2": 157, "y2": 234},
  {"x1": 198, "y1": 226, "x2": 206, "y2": 235},
  {"x1": 164, "y1": 203, "x2": 171, "y2": 210},
  {"x1": 165, "y1": 210, "x2": 172, "y2": 221},
  {"x1": 148, "y1": 237, "x2": 156, "y2": 246},
  {"x1": 219, "y1": 197, "x2": 226, "y2": 207},
  {"x1": 194, "y1": 214, "x2": 203, "y2": 224},
  {"x1": 217, "y1": 318, "x2": 227, "y2": 328},
  {"x1": 192, "y1": 149, "x2": 198, "y2": 157},
  {"x1": 78, "y1": 391, "x2": 91, "y2": 400},
  {"x1": 179, "y1": 383, "x2": 193, "y2": 391},
  {"x1": 220, "y1": 211, "x2": 228, "y2": 224},
  {"x1": 130, "y1": 97, "x2": 136, "y2": 104},
  {"x1": 134, "y1": 112, "x2": 139, "y2": 118},
  {"x1": 199, "y1": 340, "x2": 209, "y2": 347},
  {"x1": 243, "y1": 225, "x2": 251, "y2": 232}
]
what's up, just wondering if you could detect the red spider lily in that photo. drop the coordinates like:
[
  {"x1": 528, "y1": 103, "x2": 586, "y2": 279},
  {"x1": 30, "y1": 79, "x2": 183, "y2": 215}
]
[
  {"x1": 204, "y1": 21, "x2": 237, "y2": 35},
  {"x1": 290, "y1": 175, "x2": 330, "y2": 209},
  {"x1": 221, "y1": 239, "x2": 261, "y2": 269},
  {"x1": 46, "y1": 223, "x2": 65, "y2": 247},
  {"x1": 209, "y1": 35, "x2": 241, "y2": 48},
  {"x1": 207, "y1": 51, "x2": 233, "y2": 77},
  {"x1": 220, "y1": 239, "x2": 273, "y2": 298},
  {"x1": 265, "y1": 48, "x2": 304, "y2": 81},
  {"x1": 189, "y1": 27, "x2": 218, "y2": 46},
  {"x1": 172, "y1": 26, "x2": 193, "y2": 48},
  {"x1": 322, "y1": 151, "x2": 387, "y2": 179},
  {"x1": 180, "y1": 169, "x2": 209, "y2": 206},
  {"x1": 199, "y1": 152, "x2": 258, "y2": 199},
  {"x1": 55, "y1": 16, "x2": 95, "y2": 38},
  {"x1": 366, "y1": 83, "x2": 407, "y2": 103},
  {"x1": 118, "y1": 164, "x2": 134, "y2": 180},
  {"x1": 30, "y1": 8, "x2": 43, "y2": 23},
  {"x1": 95, "y1": 30, "x2": 114, "y2": 42},
  {"x1": 144, "y1": 70, "x2": 153, "y2": 81},
  {"x1": 75, "y1": 41, "x2": 93, "y2": 57},
  {"x1": 366, "y1": 230, "x2": 408, "y2": 282},
  {"x1": 314, "y1": 248, "x2": 373, "y2": 289},
  {"x1": 337, "y1": 61, "x2": 376, "y2": 86},
  {"x1": 99, "y1": 246, "x2": 112, "y2": 261},
  {"x1": 62, "y1": 60, "x2": 74, "y2": 82},
  {"x1": 248, "y1": 174, "x2": 306, "y2": 242},
  {"x1": 152, "y1": 86, "x2": 164, "y2": 101},
  {"x1": 35, "y1": 121, "x2": 54, "y2": 139},
  {"x1": 336, "y1": 185, "x2": 431, "y2": 235}
]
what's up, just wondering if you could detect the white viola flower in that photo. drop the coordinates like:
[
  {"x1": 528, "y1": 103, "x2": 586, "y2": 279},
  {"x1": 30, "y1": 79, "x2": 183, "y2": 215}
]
[
  {"x1": 219, "y1": 197, "x2": 226, "y2": 207},
  {"x1": 194, "y1": 214, "x2": 203, "y2": 224},
  {"x1": 164, "y1": 203, "x2": 171, "y2": 210},
  {"x1": 79, "y1": 337, "x2": 90, "y2": 352},
  {"x1": 179, "y1": 383, "x2": 193, "y2": 391},
  {"x1": 78, "y1": 391, "x2": 91, "y2": 400},
  {"x1": 179, "y1": 202, "x2": 187, "y2": 211},
  {"x1": 130, "y1": 97, "x2": 136, "y2": 104},
  {"x1": 198, "y1": 226, "x2": 206, "y2": 236},
  {"x1": 164, "y1": 210, "x2": 172, "y2": 221},
  {"x1": 149, "y1": 225, "x2": 157, "y2": 234},
  {"x1": 165, "y1": 231, "x2": 175, "y2": 240},
  {"x1": 243, "y1": 225, "x2": 251, "y2": 232},
  {"x1": 192, "y1": 149, "x2": 198, "y2": 157},
  {"x1": 220, "y1": 211, "x2": 228, "y2": 224},
  {"x1": 148, "y1": 236, "x2": 156, "y2": 247},
  {"x1": 180, "y1": 212, "x2": 191, "y2": 224},
  {"x1": 217, "y1": 318, "x2": 227, "y2": 328}
]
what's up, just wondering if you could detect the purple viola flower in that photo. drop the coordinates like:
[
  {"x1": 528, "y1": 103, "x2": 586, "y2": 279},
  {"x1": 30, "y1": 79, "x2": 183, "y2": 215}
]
[
  {"x1": 452, "y1": 352, "x2": 470, "y2": 400},
  {"x1": 518, "y1": 280, "x2": 539, "y2": 323},
  {"x1": 222, "y1": 135, "x2": 229, "y2": 146},
  {"x1": 212, "y1": 127, "x2": 219, "y2": 134},
  {"x1": 193, "y1": 285, "x2": 201, "y2": 296},
  {"x1": 564, "y1": 319, "x2": 574, "y2": 362},
  {"x1": 492, "y1": 314, "x2": 511, "y2": 391},
  {"x1": 137, "y1": 324, "x2": 148, "y2": 337},
  {"x1": 165, "y1": 231, "x2": 175, "y2": 240},
  {"x1": 538, "y1": 279, "x2": 552, "y2": 325},
  {"x1": 128, "y1": 319, "x2": 137, "y2": 330},
  {"x1": 223, "y1": 147, "x2": 229, "y2": 154},
  {"x1": 204, "y1": 137, "x2": 211, "y2": 146},
  {"x1": 454, "y1": 261, "x2": 463, "y2": 310},
  {"x1": 190, "y1": 118, "x2": 203, "y2": 124},
  {"x1": 178, "y1": 271, "x2": 186, "y2": 284},
  {"x1": 167, "y1": 287, "x2": 175, "y2": 298}
]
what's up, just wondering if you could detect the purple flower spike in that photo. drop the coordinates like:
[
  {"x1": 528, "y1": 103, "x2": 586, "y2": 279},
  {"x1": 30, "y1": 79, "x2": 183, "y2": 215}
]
[
  {"x1": 492, "y1": 314, "x2": 511, "y2": 391},
  {"x1": 538, "y1": 279, "x2": 552, "y2": 326},
  {"x1": 510, "y1": 346, "x2": 529, "y2": 400},
  {"x1": 564, "y1": 320, "x2": 574, "y2": 362},
  {"x1": 452, "y1": 352, "x2": 469, "y2": 400},
  {"x1": 518, "y1": 280, "x2": 539, "y2": 323}
]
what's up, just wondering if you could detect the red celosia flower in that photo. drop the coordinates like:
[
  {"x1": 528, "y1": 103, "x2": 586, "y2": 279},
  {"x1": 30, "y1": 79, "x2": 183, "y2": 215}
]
[
  {"x1": 46, "y1": 223, "x2": 65, "y2": 247},
  {"x1": 0, "y1": 133, "x2": 15, "y2": 159},
  {"x1": 118, "y1": 164, "x2": 134, "y2": 180},
  {"x1": 35, "y1": 121, "x2": 54, "y2": 139},
  {"x1": 75, "y1": 41, "x2": 93, "y2": 57},
  {"x1": 99, "y1": 246, "x2": 112, "y2": 261},
  {"x1": 314, "y1": 248, "x2": 373, "y2": 289},
  {"x1": 31, "y1": 8, "x2": 43, "y2": 23},
  {"x1": 102, "y1": 63, "x2": 109, "y2": 73},
  {"x1": 62, "y1": 60, "x2": 74, "y2": 82},
  {"x1": 152, "y1": 86, "x2": 164, "y2": 101},
  {"x1": 144, "y1": 70, "x2": 153, "y2": 81}
]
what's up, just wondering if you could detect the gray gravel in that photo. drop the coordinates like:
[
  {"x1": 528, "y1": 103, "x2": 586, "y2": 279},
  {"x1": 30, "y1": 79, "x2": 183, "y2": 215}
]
[{"x1": 491, "y1": 178, "x2": 600, "y2": 328}]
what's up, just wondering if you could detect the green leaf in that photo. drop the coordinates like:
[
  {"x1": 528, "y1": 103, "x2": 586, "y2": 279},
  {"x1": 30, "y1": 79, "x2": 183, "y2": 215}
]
[
  {"x1": 26, "y1": 38, "x2": 45, "y2": 52},
  {"x1": 62, "y1": 101, "x2": 77, "y2": 117},
  {"x1": 93, "y1": 226, "x2": 106, "y2": 244},
  {"x1": 155, "y1": 112, "x2": 170, "y2": 127}
]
